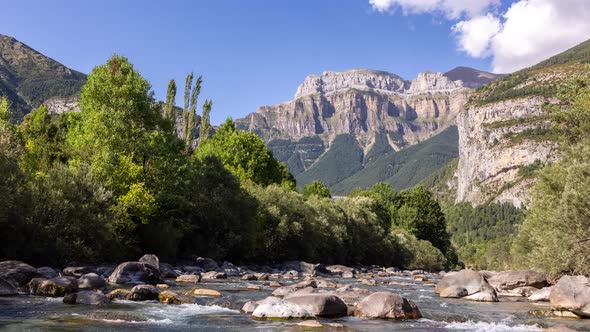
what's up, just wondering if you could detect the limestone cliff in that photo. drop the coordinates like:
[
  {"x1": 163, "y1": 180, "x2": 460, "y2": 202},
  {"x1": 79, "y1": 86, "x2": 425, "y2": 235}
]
[
  {"x1": 455, "y1": 97, "x2": 559, "y2": 207},
  {"x1": 237, "y1": 68, "x2": 499, "y2": 187},
  {"x1": 453, "y1": 38, "x2": 590, "y2": 207}
]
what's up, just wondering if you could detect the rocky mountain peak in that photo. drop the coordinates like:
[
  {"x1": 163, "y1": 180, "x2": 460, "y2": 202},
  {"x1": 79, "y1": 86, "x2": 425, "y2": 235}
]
[
  {"x1": 407, "y1": 71, "x2": 463, "y2": 94},
  {"x1": 293, "y1": 67, "x2": 499, "y2": 100},
  {"x1": 294, "y1": 69, "x2": 408, "y2": 99}
]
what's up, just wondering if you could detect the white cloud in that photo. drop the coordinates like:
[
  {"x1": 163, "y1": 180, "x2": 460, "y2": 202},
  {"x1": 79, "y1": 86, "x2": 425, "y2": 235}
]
[
  {"x1": 372, "y1": 0, "x2": 590, "y2": 73},
  {"x1": 489, "y1": 0, "x2": 590, "y2": 73},
  {"x1": 369, "y1": 0, "x2": 498, "y2": 19},
  {"x1": 453, "y1": 14, "x2": 501, "y2": 57}
]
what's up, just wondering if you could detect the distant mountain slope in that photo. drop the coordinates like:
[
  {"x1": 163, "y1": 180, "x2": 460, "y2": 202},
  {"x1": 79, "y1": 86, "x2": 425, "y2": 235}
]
[
  {"x1": 455, "y1": 38, "x2": 590, "y2": 207},
  {"x1": 0, "y1": 34, "x2": 86, "y2": 120},
  {"x1": 329, "y1": 126, "x2": 458, "y2": 194},
  {"x1": 237, "y1": 67, "x2": 500, "y2": 194}
]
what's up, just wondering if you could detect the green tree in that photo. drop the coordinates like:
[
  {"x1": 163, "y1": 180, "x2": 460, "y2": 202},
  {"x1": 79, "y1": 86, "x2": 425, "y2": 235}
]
[
  {"x1": 512, "y1": 70, "x2": 590, "y2": 278},
  {"x1": 164, "y1": 79, "x2": 177, "y2": 124},
  {"x1": 196, "y1": 118, "x2": 295, "y2": 188},
  {"x1": 0, "y1": 97, "x2": 22, "y2": 158},
  {"x1": 396, "y1": 186, "x2": 451, "y2": 255},
  {"x1": 198, "y1": 99, "x2": 212, "y2": 146},
  {"x1": 181, "y1": 73, "x2": 202, "y2": 150},
  {"x1": 302, "y1": 180, "x2": 331, "y2": 199}
]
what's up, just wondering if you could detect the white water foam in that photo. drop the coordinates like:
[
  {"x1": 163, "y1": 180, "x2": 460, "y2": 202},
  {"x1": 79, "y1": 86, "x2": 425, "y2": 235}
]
[
  {"x1": 141, "y1": 303, "x2": 239, "y2": 322},
  {"x1": 443, "y1": 320, "x2": 543, "y2": 331}
]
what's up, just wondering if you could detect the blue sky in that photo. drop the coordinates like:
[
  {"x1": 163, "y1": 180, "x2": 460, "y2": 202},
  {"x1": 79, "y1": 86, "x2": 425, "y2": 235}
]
[{"x1": 2, "y1": 0, "x2": 589, "y2": 124}]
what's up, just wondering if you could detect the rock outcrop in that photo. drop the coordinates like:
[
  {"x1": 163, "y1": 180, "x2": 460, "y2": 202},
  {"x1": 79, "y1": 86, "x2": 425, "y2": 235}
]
[
  {"x1": 455, "y1": 97, "x2": 559, "y2": 207},
  {"x1": 549, "y1": 275, "x2": 590, "y2": 318}
]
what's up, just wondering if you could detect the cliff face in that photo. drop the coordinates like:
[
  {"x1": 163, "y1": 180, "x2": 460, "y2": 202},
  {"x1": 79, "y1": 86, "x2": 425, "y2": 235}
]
[
  {"x1": 455, "y1": 97, "x2": 559, "y2": 207},
  {"x1": 453, "y1": 38, "x2": 590, "y2": 207},
  {"x1": 237, "y1": 68, "x2": 500, "y2": 190}
]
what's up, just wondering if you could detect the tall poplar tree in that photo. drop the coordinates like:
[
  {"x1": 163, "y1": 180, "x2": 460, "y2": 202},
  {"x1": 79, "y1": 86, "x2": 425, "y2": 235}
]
[
  {"x1": 164, "y1": 79, "x2": 177, "y2": 124},
  {"x1": 199, "y1": 99, "x2": 212, "y2": 146},
  {"x1": 181, "y1": 72, "x2": 193, "y2": 144}
]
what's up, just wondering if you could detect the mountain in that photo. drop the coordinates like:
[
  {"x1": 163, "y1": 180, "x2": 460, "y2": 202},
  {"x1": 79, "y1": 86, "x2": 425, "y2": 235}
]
[
  {"x1": 0, "y1": 34, "x2": 86, "y2": 121},
  {"x1": 237, "y1": 67, "x2": 501, "y2": 193},
  {"x1": 452, "y1": 38, "x2": 590, "y2": 207}
]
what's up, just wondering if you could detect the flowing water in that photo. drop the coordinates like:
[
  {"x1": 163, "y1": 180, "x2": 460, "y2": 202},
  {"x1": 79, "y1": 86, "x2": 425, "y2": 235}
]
[{"x1": 1, "y1": 274, "x2": 589, "y2": 331}]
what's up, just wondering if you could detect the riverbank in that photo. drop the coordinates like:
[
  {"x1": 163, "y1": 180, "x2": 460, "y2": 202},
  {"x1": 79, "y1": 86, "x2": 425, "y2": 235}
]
[{"x1": 0, "y1": 257, "x2": 589, "y2": 331}]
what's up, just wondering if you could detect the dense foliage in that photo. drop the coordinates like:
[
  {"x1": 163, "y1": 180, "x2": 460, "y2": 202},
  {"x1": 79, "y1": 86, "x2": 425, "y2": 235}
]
[
  {"x1": 511, "y1": 69, "x2": 590, "y2": 278},
  {"x1": 0, "y1": 55, "x2": 455, "y2": 272},
  {"x1": 445, "y1": 203, "x2": 525, "y2": 270}
]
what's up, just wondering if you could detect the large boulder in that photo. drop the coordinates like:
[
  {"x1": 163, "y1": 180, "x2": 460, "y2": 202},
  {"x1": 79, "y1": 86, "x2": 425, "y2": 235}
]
[
  {"x1": 130, "y1": 284, "x2": 160, "y2": 301},
  {"x1": 219, "y1": 261, "x2": 240, "y2": 276},
  {"x1": 78, "y1": 273, "x2": 106, "y2": 289},
  {"x1": 0, "y1": 260, "x2": 39, "y2": 288},
  {"x1": 354, "y1": 292, "x2": 422, "y2": 320},
  {"x1": 138, "y1": 254, "x2": 159, "y2": 270},
  {"x1": 549, "y1": 275, "x2": 590, "y2": 318},
  {"x1": 107, "y1": 262, "x2": 163, "y2": 285},
  {"x1": 285, "y1": 294, "x2": 347, "y2": 318},
  {"x1": 96, "y1": 266, "x2": 116, "y2": 278},
  {"x1": 488, "y1": 270, "x2": 547, "y2": 291},
  {"x1": 63, "y1": 266, "x2": 96, "y2": 278},
  {"x1": 529, "y1": 286, "x2": 552, "y2": 302},
  {"x1": 159, "y1": 263, "x2": 179, "y2": 278},
  {"x1": 436, "y1": 269, "x2": 493, "y2": 297},
  {"x1": 63, "y1": 291, "x2": 110, "y2": 305},
  {"x1": 0, "y1": 278, "x2": 17, "y2": 296},
  {"x1": 252, "y1": 296, "x2": 311, "y2": 320},
  {"x1": 28, "y1": 277, "x2": 78, "y2": 297},
  {"x1": 36, "y1": 267, "x2": 58, "y2": 279},
  {"x1": 195, "y1": 257, "x2": 219, "y2": 272},
  {"x1": 439, "y1": 285, "x2": 468, "y2": 298}
]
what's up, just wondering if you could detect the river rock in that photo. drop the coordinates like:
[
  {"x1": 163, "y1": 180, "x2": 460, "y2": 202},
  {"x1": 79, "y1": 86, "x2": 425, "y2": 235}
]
[
  {"x1": 273, "y1": 285, "x2": 298, "y2": 297},
  {"x1": 107, "y1": 288, "x2": 132, "y2": 301},
  {"x1": 252, "y1": 296, "x2": 311, "y2": 320},
  {"x1": 220, "y1": 261, "x2": 240, "y2": 276},
  {"x1": 195, "y1": 257, "x2": 219, "y2": 271},
  {"x1": 176, "y1": 274, "x2": 201, "y2": 283},
  {"x1": 295, "y1": 319, "x2": 345, "y2": 329},
  {"x1": 202, "y1": 271, "x2": 226, "y2": 280},
  {"x1": 0, "y1": 278, "x2": 17, "y2": 296},
  {"x1": 78, "y1": 273, "x2": 106, "y2": 289},
  {"x1": 63, "y1": 266, "x2": 96, "y2": 278},
  {"x1": 488, "y1": 270, "x2": 547, "y2": 291},
  {"x1": 183, "y1": 266, "x2": 206, "y2": 274},
  {"x1": 283, "y1": 270, "x2": 299, "y2": 279},
  {"x1": 36, "y1": 267, "x2": 58, "y2": 279},
  {"x1": 316, "y1": 279, "x2": 338, "y2": 288},
  {"x1": 354, "y1": 292, "x2": 422, "y2": 319},
  {"x1": 501, "y1": 286, "x2": 539, "y2": 297},
  {"x1": 159, "y1": 263, "x2": 179, "y2": 278},
  {"x1": 439, "y1": 285, "x2": 468, "y2": 298},
  {"x1": 528, "y1": 286, "x2": 552, "y2": 302},
  {"x1": 549, "y1": 275, "x2": 590, "y2": 317},
  {"x1": 130, "y1": 284, "x2": 159, "y2": 301},
  {"x1": 64, "y1": 291, "x2": 110, "y2": 305},
  {"x1": 96, "y1": 266, "x2": 115, "y2": 278},
  {"x1": 107, "y1": 262, "x2": 163, "y2": 285},
  {"x1": 0, "y1": 260, "x2": 39, "y2": 288},
  {"x1": 241, "y1": 274, "x2": 257, "y2": 281},
  {"x1": 241, "y1": 300, "x2": 259, "y2": 313},
  {"x1": 436, "y1": 269, "x2": 492, "y2": 296},
  {"x1": 159, "y1": 290, "x2": 194, "y2": 304},
  {"x1": 185, "y1": 288, "x2": 222, "y2": 297},
  {"x1": 286, "y1": 294, "x2": 347, "y2": 318},
  {"x1": 29, "y1": 276, "x2": 78, "y2": 297},
  {"x1": 138, "y1": 254, "x2": 159, "y2": 270}
]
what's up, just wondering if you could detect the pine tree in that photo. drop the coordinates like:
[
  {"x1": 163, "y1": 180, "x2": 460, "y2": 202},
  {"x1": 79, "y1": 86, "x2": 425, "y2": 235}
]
[{"x1": 164, "y1": 79, "x2": 177, "y2": 125}]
